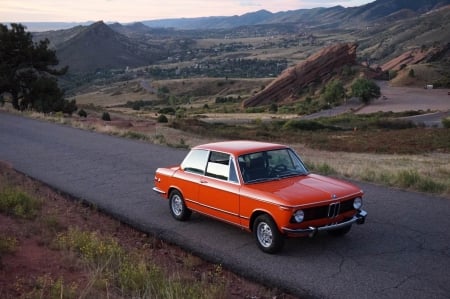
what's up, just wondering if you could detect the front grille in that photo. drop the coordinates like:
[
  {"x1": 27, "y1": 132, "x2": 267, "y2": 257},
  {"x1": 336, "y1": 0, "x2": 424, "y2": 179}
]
[
  {"x1": 328, "y1": 202, "x2": 340, "y2": 218},
  {"x1": 301, "y1": 198, "x2": 355, "y2": 222}
]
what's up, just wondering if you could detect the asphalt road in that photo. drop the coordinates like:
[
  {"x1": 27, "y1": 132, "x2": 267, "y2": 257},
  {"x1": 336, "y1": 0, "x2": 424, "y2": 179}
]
[{"x1": 1, "y1": 111, "x2": 450, "y2": 299}]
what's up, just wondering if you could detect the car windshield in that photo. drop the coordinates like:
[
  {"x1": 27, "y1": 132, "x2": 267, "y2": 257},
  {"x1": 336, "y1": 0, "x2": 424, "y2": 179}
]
[{"x1": 238, "y1": 148, "x2": 308, "y2": 183}]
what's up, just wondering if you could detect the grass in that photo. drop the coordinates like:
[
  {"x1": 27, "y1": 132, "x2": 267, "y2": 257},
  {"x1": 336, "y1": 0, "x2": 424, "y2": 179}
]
[
  {"x1": 0, "y1": 186, "x2": 42, "y2": 219},
  {"x1": 0, "y1": 169, "x2": 283, "y2": 299},
  {"x1": 6, "y1": 222, "x2": 229, "y2": 298},
  {"x1": 300, "y1": 148, "x2": 450, "y2": 196}
]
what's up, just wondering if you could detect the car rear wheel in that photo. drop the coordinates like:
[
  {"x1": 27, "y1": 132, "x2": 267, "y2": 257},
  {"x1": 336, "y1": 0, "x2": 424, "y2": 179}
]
[
  {"x1": 169, "y1": 190, "x2": 191, "y2": 221},
  {"x1": 328, "y1": 224, "x2": 352, "y2": 236},
  {"x1": 253, "y1": 214, "x2": 284, "y2": 254}
]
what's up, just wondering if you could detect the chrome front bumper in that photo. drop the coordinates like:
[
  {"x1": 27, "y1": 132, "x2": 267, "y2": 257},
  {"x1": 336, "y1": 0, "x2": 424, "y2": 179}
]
[{"x1": 282, "y1": 210, "x2": 367, "y2": 237}]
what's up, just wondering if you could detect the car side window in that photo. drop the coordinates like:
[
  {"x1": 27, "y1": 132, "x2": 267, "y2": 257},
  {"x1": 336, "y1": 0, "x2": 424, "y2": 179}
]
[
  {"x1": 205, "y1": 151, "x2": 230, "y2": 181},
  {"x1": 228, "y1": 159, "x2": 238, "y2": 183},
  {"x1": 181, "y1": 149, "x2": 209, "y2": 175}
]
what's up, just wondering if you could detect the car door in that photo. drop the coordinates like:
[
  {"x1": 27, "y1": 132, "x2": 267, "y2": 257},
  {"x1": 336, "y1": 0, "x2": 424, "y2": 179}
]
[{"x1": 196, "y1": 151, "x2": 240, "y2": 225}]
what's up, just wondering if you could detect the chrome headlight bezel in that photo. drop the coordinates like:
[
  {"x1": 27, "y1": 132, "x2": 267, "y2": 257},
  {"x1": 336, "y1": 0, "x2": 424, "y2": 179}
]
[
  {"x1": 353, "y1": 197, "x2": 363, "y2": 210},
  {"x1": 293, "y1": 209, "x2": 305, "y2": 223}
]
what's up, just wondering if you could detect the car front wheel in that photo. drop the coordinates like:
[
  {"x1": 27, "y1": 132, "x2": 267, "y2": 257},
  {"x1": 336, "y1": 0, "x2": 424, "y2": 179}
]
[
  {"x1": 253, "y1": 214, "x2": 284, "y2": 254},
  {"x1": 169, "y1": 190, "x2": 191, "y2": 221}
]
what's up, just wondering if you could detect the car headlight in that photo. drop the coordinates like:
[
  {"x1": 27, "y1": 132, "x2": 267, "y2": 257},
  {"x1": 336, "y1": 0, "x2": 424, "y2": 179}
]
[
  {"x1": 293, "y1": 210, "x2": 304, "y2": 223},
  {"x1": 353, "y1": 197, "x2": 362, "y2": 210}
]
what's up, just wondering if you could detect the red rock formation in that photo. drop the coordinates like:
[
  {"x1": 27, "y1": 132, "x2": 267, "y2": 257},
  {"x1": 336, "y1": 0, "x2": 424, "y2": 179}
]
[
  {"x1": 381, "y1": 44, "x2": 450, "y2": 72},
  {"x1": 243, "y1": 43, "x2": 358, "y2": 107}
]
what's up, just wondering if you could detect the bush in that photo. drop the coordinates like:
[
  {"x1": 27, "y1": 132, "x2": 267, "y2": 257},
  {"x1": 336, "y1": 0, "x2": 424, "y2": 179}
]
[
  {"x1": 78, "y1": 109, "x2": 87, "y2": 118},
  {"x1": 62, "y1": 99, "x2": 78, "y2": 115},
  {"x1": 375, "y1": 119, "x2": 416, "y2": 130},
  {"x1": 321, "y1": 80, "x2": 345, "y2": 104},
  {"x1": 282, "y1": 120, "x2": 327, "y2": 131},
  {"x1": 442, "y1": 117, "x2": 450, "y2": 128},
  {"x1": 351, "y1": 78, "x2": 381, "y2": 104},
  {"x1": 158, "y1": 107, "x2": 175, "y2": 115},
  {"x1": 0, "y1": 187, "x2": 42, "y2": 219},
  {"x1": 102, "y1": 112, "x2": 111, "y2": 121},
  {"x1": 157, "y1": 114, "x2": 168, "y2": 123}
]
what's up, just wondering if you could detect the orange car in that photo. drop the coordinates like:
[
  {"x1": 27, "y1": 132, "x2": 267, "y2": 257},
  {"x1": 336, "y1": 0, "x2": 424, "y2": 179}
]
[{"x1": 153, "y1": 140, "x2": 367, "y2": 253}]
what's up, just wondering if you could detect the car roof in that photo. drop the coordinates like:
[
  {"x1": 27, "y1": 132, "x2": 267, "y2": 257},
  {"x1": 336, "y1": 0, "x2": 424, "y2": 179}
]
[{"x1": 193, "y1": 140, "x2": 289, "y2": 156}]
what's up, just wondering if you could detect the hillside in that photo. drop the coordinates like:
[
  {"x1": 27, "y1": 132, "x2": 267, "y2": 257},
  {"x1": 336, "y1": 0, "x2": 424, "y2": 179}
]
[
  {"x1": 25, "y1": 0, "x2": 450, "y2": 81},
  {"x1": 357, "y1": 4, "x2": 450, "y2": 63},
  {"x1": 55, "y1": 21, "x2": 164, "y2": 72}
]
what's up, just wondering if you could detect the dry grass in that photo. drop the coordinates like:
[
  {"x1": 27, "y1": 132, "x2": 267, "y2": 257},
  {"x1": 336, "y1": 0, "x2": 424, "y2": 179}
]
[
  {"x1": 297, "y1": 146, "x2": 450, "y2": 196},
  {"x1": 391, "y1": 63, "x2": 447, "y2": 87},
  {"x1": 0, "y1": 164, "x2": 294, "y2": 299}
]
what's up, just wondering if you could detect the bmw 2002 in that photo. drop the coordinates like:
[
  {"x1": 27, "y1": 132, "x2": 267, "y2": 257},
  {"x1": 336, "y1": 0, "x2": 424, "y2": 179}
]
[{"x1": 153, "y1": 141, "x2": 367, "y2": 253}]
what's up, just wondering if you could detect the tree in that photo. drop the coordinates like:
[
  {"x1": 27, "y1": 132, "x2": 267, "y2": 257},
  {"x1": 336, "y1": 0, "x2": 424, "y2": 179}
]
[
  {"x1": 351, "y1": 78, "x2": 380, "y2": 104},
  {"x1": 322, "y1": 80, "x2": 345, "y2": 104},
  {"x1": 0, "y1": 23, "x2": 72, "y2": 113}
]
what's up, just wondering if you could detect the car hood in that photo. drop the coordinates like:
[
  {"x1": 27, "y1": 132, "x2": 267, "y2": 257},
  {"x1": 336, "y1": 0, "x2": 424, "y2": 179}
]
[{"x1": 244, "y1": 173, "x2": 362, "y2": 207}]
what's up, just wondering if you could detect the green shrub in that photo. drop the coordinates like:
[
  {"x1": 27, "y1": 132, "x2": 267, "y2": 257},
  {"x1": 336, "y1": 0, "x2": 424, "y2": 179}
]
[
  {"x1": 158, "y1": 107, "x2": 175, "y2": 115},
  {"x1": 0, "y1": 187, "x2": 42, "y2": 219},
  {"x1": 321, "y1": 79, "x2": 345, "y2": 104},
  {"x1": 56, "y1": 228, "x2": 123, "y2": 267},
  {"x1": 443, "y1": 117, "x2": 450, "y2": 128},
  {"x1": 282, "y1": 119, "x2": 327, "y2": 131},
  {"x1": 375, "y1": 119, "x2": 416, "y2": 130},
  {"x1": 101, "y1": 112, "x2": 111, "y2": 121},
  {"x1": 351, "y1": 78, "x2": 381, "y2": 104},
  {"x1": 78, "y1": 109, "x2": 87, "y2": 118},
  {"x1": 0, "y1": 235, "x2": 17, "y2": 254},
  {"x1": 395, "y1": 170, "x2": 445, "y2": 193},
  {"x1": 389, "y1": 70, "x2": 398, "y2": 80},
  {"x1": 121, "y1": 131, "x2": 148, "y2": 140},
  {"x1": 157, "y1": 114, "x2": 168, "y2": 123},
  {"x1": 158, "y1": 86, "x2": 170, "y2": 94}
]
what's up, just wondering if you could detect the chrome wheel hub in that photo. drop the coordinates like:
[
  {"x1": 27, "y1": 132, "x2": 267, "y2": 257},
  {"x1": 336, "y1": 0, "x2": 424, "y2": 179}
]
[{"x1": 257, "y1": 222, "x2": 273, "y2": 248}]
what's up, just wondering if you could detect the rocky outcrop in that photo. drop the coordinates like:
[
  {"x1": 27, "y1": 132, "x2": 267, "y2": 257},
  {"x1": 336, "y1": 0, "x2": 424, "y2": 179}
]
[
  {"x1": 381, "y1": 43, "x2": 450, "y2": 71},
  {"x1": 243, "y1": 43, "x2": 358, "y2": 107}
]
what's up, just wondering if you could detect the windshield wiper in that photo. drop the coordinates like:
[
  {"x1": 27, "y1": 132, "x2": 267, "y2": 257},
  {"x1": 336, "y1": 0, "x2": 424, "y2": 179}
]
[
  {"x1": 246, "y1": 177, "x2": 278, "y2": 183},
  {"x1": 279, "y1": 171, "x2": 307, "y2": 178}
]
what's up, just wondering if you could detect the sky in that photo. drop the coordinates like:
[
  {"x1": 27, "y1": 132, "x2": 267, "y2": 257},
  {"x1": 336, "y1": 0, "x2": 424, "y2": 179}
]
[{"x1": 1, "y1": 0, "x2": 374, "y2": 23}]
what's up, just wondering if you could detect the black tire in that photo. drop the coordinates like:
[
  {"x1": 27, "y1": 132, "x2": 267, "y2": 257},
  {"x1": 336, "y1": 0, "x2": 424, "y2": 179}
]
[
  {"x1": 328, "y1": 224, "x2": 352, "y2": 236},
  {"x1": 253, "y1": 214, "x2": 284, "y2": 254},
  {"x1": 169, "y1": 190, "x2": 191, "y2": 221}
]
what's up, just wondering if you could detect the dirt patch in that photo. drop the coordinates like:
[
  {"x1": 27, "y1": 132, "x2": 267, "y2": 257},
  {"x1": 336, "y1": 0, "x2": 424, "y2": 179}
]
[
  {"x1": 0, "y1": 162, "x2": 296, "y2": 298},
  {"x1": 358, "y1": 81, "x2": 450, "y2": 114}
]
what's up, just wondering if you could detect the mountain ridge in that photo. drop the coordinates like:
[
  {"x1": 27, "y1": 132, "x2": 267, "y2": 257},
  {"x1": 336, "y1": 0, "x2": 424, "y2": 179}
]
[
  {"x1": 27, "y1": 0, "x2": 450, "y2": 74},
  {"x1": 22, "y1": 0, "x2": 450, "y2": 32}
]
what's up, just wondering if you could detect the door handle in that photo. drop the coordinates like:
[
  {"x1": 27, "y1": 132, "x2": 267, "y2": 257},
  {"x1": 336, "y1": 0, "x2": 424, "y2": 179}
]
[{"x1": 200, "y1": 180, "x2": 208, "y2": 184}]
